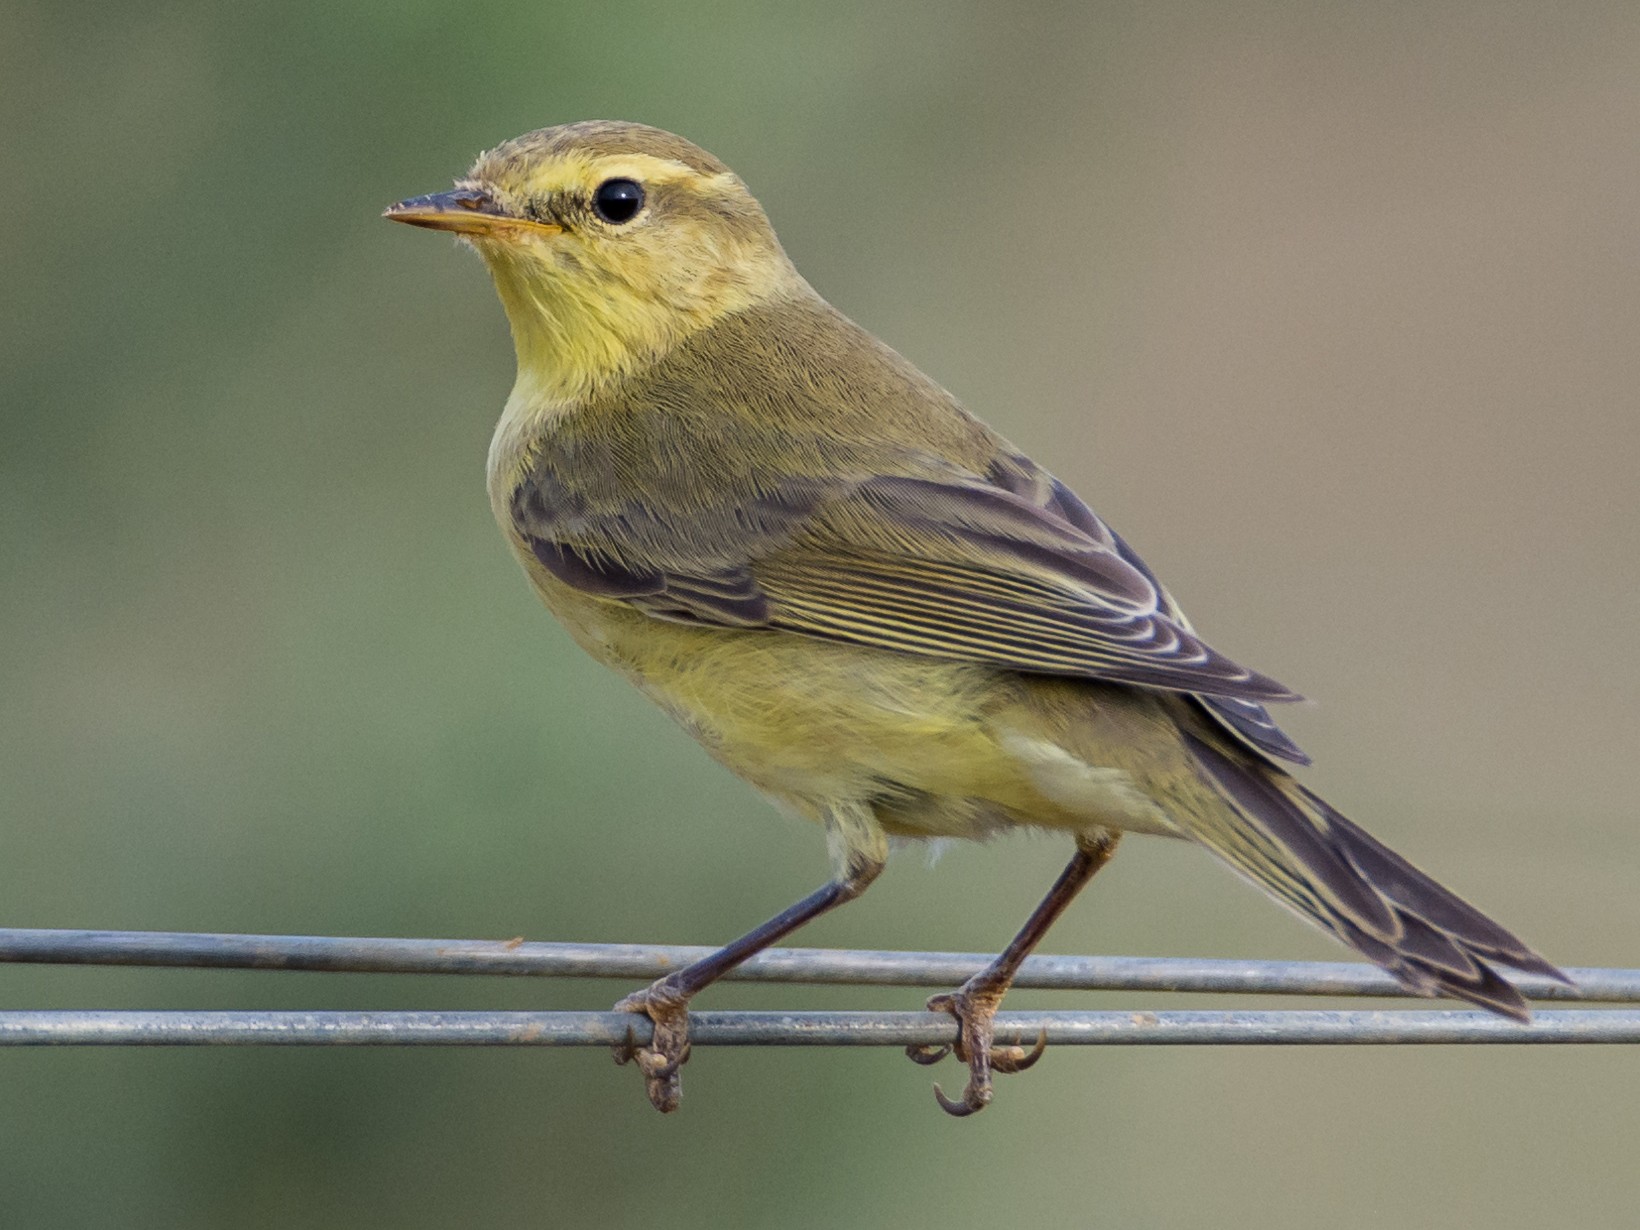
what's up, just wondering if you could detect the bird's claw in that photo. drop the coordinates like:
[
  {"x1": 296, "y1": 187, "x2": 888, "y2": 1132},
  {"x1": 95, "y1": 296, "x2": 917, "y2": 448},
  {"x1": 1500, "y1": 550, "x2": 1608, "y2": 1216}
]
[
  {"x1": 904, "y1": 1042, "x2": 952, "y2": 1066},
  {"x1": 611, "y1": 982, "x2": 692, "y2": 1113},
  {"x1": 990, "y1": 1030, "x2": 1048, "y2": 1074},
  {"x1": 918, "y1": 987, "x2": 1047, "y2": 1117},
  {"x1": 932, "y1": 1079, "x2": 991, "y2": 1117}
]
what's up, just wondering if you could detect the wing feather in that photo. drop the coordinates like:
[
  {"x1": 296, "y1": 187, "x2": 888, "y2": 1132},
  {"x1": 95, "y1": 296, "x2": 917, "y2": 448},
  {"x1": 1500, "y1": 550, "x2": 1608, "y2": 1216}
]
[{"x1": 516, "y1": 447, "x2": 1304, "y2": 710}]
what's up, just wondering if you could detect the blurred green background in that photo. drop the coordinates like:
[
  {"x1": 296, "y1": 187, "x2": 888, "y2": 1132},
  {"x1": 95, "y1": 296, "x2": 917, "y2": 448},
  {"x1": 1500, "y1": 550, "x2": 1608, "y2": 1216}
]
[{"x1": 4, "y1": 2, "x2": 1638, "y2": 1226}]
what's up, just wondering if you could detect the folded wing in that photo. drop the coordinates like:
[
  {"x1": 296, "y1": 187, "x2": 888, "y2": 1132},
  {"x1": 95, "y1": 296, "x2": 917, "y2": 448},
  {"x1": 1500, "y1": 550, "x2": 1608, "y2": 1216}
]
[{"x1": 515, "y1": 439, "x2": 1310, "y2": 729}]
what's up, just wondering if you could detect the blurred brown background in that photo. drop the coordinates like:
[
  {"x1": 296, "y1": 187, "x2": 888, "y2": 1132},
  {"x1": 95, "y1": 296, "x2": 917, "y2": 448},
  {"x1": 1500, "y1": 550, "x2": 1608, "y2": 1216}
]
[{"x1": 2, "y1": 2, "x2": 1637, "y2": 1226}]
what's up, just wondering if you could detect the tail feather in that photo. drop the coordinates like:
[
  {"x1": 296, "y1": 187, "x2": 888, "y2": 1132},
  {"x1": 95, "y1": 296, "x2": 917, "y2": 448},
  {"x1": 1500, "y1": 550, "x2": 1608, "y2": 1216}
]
[
  {"x1": 1181, "y1": 731, "x2": 1568, "y2": 1020},
  {"x1": 1307, "y1": 790, "x2": 1566, "y2": 980}
]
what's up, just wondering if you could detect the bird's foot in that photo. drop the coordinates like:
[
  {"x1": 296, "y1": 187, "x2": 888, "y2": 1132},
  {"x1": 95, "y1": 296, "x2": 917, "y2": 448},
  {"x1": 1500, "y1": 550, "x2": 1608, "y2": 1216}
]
[
  {"x1": 612, "y1": 980, "x2": 693, "y2": 1114},
  {"x1": 907, "y1": 985, "x2": 1047, "y2": 1117}
]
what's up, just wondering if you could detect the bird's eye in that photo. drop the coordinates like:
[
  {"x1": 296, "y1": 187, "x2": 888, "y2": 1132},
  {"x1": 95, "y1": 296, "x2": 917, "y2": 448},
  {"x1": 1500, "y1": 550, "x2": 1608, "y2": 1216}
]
[{"x1": 592, "y1": 178, "x2": 645, "y2": 224}]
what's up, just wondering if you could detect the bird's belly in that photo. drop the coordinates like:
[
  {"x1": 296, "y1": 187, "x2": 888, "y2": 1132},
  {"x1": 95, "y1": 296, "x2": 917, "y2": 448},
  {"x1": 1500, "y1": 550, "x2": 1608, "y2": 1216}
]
[{"x1": 541, "y1": 576, "x2": 1180, "y2": 841}]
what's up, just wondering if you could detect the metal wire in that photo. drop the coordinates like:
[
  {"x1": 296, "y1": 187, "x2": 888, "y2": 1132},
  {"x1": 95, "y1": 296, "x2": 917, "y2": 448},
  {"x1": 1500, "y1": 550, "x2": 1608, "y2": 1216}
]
[
  {"x1": 4, "y1": 1009, "x2": 1639, "y2": 1047},
  {"x1": 5, "y1": 929, "x2": 1636, "y2": 1048},
  {"x1": 3, "y1": 928, "x2": 1636, "y2": 1001}
]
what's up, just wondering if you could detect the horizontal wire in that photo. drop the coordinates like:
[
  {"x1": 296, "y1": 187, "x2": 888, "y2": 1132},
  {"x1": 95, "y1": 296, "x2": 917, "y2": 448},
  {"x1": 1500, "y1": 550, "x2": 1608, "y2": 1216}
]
[
  {"x1": 1, "y1": 928, "x2": 1633, "y2": 1002},
  {"x1": 3, "y1": 1008, "x2": 1638, "y2": 1047}
]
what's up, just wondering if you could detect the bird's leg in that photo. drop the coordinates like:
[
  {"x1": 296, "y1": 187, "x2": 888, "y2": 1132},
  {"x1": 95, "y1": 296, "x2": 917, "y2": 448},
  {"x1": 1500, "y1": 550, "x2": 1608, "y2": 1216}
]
[
  {"x1": 614, "y1": 805, "x2": 887, "y2": 1113},
  {"x1": 910, "y1": 829, "x2": 1121, "y2": 1118}
]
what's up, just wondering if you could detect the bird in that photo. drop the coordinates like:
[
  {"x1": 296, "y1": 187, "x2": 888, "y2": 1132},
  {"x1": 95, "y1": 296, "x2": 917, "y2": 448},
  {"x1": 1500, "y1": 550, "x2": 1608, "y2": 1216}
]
[{"x1": 386, "y1": 120, "x2": 1567, "y2": 1116}]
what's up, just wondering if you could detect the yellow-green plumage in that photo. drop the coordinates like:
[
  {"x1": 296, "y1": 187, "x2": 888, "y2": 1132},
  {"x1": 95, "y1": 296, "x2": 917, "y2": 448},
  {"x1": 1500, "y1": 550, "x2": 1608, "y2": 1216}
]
[{"x1": 388, "y1": 120, "x2": 1565, "y2": 1112}]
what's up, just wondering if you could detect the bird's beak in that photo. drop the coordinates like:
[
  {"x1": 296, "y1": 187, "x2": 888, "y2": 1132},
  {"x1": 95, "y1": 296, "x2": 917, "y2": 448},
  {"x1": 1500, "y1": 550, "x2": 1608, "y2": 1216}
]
[{"x1": 383, "y1": 187, "x2": 561, "y2": 237}]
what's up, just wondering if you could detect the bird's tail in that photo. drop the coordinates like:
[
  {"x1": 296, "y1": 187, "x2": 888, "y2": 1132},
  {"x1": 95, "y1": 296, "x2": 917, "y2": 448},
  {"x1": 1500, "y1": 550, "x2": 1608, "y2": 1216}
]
[{"x1": 1180, "y1": 731, "x2": 1569, "y2": 1019}]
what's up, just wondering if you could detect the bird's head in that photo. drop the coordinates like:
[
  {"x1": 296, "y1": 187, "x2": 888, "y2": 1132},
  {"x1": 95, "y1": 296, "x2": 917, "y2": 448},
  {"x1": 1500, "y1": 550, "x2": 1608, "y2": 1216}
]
[{"x1": 386, "y1": 121, "x2": 800, "y2": 404}]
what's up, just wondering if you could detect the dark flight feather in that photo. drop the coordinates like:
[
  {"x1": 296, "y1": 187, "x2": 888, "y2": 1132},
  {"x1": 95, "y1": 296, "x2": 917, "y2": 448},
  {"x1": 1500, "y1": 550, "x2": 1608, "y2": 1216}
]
[
  {"x1": 519, "y1": 469, "x2": 1302, "y2": 703},
  {"x1": 1182, "y1": 731, "x2": 1568, "y2": 1019},
  {"x1": 986, "y1": 451, "x2": 1310, "y2": 763},
  {"x1": 514, "y1": 440, "x2": 1303, "y2": 709}
]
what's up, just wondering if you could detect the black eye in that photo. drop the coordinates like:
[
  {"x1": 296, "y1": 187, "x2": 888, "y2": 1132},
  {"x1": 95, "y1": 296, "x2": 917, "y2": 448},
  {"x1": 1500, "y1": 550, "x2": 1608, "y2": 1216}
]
[{"x1": 592, "y1": 178, "x2": 644, "y2": 224}]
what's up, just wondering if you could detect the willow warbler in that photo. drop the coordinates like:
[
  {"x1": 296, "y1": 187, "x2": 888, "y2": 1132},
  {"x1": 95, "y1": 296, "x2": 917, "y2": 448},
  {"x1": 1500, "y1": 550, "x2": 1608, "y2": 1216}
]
[{"x1": 387, "y1": 121, "x2": 1566, "y2": 1116}]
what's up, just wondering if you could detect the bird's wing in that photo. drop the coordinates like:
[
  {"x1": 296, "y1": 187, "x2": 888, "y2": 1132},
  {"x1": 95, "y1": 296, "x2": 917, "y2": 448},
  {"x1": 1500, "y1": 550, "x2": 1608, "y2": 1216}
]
[
  {"x1": 512, "y1": 444, "x2": 1305, "y2": 713},
  {"x1": 994, "y1": 454, "x2": 1309, "y2": 765}
]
